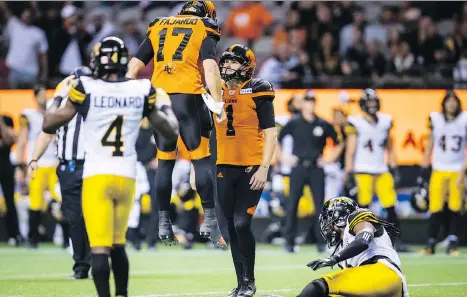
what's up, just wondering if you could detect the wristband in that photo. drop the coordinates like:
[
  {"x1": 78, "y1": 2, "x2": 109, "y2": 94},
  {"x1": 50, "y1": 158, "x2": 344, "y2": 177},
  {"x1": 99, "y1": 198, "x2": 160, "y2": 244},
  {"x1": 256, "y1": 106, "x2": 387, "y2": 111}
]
[{"x1": 28, "y1": 160, "x2": 37, "y2": 166}]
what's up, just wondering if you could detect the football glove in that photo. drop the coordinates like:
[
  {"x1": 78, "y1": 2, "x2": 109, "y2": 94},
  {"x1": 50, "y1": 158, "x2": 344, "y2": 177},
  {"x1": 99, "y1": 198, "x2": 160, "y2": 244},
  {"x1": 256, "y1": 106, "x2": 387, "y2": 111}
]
[{"x1": 307, "y1": 256, "x2": 338, "y2": 271}]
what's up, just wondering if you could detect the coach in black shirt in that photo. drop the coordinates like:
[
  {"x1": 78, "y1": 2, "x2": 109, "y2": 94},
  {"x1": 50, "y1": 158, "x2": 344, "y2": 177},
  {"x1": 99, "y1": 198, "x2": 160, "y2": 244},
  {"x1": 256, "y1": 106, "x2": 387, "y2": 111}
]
[
  {"x1": 277, "y1": 90, "x2": 344, "y2": 253},
  {"x1": 0, "y1": 114, "x2": 21, "y2": 245}
]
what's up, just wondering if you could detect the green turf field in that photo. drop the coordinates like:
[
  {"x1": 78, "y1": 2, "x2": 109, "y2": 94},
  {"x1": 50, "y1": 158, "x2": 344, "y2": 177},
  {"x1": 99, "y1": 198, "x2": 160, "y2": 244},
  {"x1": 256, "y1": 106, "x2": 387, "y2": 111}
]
[{"x1": 0, "y1": 244, "x2": 466, "y2": 297}]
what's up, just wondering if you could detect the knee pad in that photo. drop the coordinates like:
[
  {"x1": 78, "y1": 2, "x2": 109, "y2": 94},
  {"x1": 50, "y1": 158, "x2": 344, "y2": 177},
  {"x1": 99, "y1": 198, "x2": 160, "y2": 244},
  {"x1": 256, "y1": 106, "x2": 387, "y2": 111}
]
[
  {"x1": 91, "y1": 254, "x2": 110, "y2": 275},
  {"x1": 297, "y1": 278, "x2": 329, "y2": 297},
  {"x1": 233, "y1": 212, "x2": 252, "y2": 233}
]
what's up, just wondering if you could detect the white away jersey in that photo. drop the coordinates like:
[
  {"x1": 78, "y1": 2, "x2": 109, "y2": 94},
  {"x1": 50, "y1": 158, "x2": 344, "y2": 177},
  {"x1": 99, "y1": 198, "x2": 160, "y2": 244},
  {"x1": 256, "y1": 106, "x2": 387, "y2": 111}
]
[
  {"x1": 346, "y1": 113, "x2": 393, "y2": 174},
  {"x1": 20, "y1": 108, "x2": 57, "y2": 167},
  {"x1": 337, "y1": 208, "x2": 401, "y2": 270},
  {"x1": 68, "y1": 76, "x2": 157, "y2": 179},
  {"x1": 429, "y1": 111, "x2": 467, "y2": 171}
]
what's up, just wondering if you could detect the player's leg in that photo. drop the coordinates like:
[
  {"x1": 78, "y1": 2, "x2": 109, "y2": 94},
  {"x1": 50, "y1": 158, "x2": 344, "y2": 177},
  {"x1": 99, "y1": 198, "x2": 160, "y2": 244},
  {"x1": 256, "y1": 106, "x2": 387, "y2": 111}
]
[
  {"x1": 284, "y1": 165, "x2": 307, "y2": 252},
  {"x1": 216, "y1": 165, "x2": 242, "y2": 296},
  {"x1": 299, "y1": 263, "x2": 403, "y2": 297},
  {"x1": 308, "y1": 167, "x2": 326, "y2": 252},
  {"x1": 28, "y1": 166, "x2": 48, "y2": 247},
  {"x1": 375, "y1": 172, "x2": 399, "y2": 228},
  {"x1": 82, "y1": 175, "x2": 115, "y2": 297},
  {"x1": 425, "y1": 170, "x2": 446, "y2": 254},
  {"x1": 112, "y1": 176, "x2": 136, "y2": 297},
  {"x1": 446, "y1": 172, "x2": 463, "y2": 255},
  {"x1": 354, "y1": 174, "x2": 374, "y2": 208},
  {"x1": 0, "y1": 167, "x2": 21, "y2": 244},
  {"x1": 154, "y1": 131, "x2": 178, "y2": 244},
  {"x1": 175, "y1": 94, "x2": 222, "y2": 244},
  {"x1": 234, "y1": 166, "x2": 263, "y2": 297}
]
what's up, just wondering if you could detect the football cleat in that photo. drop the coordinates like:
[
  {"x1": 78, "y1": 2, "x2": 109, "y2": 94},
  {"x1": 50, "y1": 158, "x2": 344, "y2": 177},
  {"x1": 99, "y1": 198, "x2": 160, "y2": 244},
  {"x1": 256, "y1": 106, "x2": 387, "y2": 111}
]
[
  {"x1": 446, "y1": 239, "x2": 459, "y2": 256},
  {"x1": 420, "y1": 238, "x2": 436, "y2": 255},
  {"x1": 238, "y1": 279, "x2": 256, "y2": 297},
  {"x1": 158, "y1": 211, "x2": 179, "y2": 246},
  {"x1": 200, "y1": 208, "x2": 227, "y2": 249},
  {"x1": 227, "y1": 286, "x2": 240, "y2": 297}
]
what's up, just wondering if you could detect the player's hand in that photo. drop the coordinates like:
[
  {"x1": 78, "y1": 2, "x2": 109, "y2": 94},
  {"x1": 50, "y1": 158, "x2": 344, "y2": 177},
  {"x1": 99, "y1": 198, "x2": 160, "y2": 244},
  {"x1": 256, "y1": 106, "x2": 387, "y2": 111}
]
[
  {"x1": 307, "y1": 256, "x2": 338, "y2": 271},
  {"x1": 27, "y1": 160, "x2": 38, "y2": 181},
  {"x1": 155, "y1": 88, "x2": 171, "y2": 107},
  {"x1": 250, "y1": 166, "x2": 268, "y2": 190},
  {"x1": 216, "y1": 108, "x2": 227, "y2": 123}
]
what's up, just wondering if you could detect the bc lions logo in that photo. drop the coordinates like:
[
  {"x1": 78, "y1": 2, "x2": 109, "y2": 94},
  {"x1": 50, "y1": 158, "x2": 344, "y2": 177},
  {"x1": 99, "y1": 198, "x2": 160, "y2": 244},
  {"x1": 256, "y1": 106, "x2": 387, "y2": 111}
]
[{"x1": 164, "y1": 62, "x2": 176, "y2": 74}]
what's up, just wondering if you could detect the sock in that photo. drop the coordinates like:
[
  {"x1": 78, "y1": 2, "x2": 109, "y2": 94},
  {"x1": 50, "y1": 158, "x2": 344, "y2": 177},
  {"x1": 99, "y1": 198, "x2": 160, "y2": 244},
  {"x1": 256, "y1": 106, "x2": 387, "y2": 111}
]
[
  {"x1": 28, "y1": 209, "x2": 41, "y2": 244},
  {"x1": 91, "y1": 254, "x2": 111, "y2": 297},
  {"x1": 192, "y1": 157, "x2": 215, "y2": 209},
  {"x1": 154, "y1": 160, "x2": 176, "y2": 211},
  {"x1": 227, "y1": 217, "x2": 243, "y2": 286},
  {"x1": 428, "y1": 212, "x2": 443, "y2": 240},
  {"x1": 297, "y1": 279, "x2": 329, "y2": 297},
  {"x1": 385, "y1": 206, "x2": 400, "y2": 229},
  {"x1": 110, "y1": 246, "x2": 129, "y2": 297},
  {"x1": 233, "y1": 212, "x2": 256, "y2": 281}
]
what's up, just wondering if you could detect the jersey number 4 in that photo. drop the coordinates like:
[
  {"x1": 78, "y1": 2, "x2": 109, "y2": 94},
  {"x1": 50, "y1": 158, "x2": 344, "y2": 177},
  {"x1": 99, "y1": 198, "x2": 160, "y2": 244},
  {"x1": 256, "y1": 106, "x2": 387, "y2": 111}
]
[
  {"x1": 363, "y1": 139, "x2": 385, "y2": 152},
  {"x1": 101, "y1": 115, "x2": 124, "y2": 156},
  {"x1": 157, "y1": 28, "x2": 193, "y2": 62},
  {"x1": 438, "y1": 135, "x2": 462, "y2": 152}
]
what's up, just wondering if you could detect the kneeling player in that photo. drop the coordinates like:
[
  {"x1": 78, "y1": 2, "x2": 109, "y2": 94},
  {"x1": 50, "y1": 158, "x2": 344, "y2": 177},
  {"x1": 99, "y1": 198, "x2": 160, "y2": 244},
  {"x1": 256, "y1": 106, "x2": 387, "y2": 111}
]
[
  {"x1": 298, "y1": 197, "x2": 409, "y2": 297},
  {"x1": 216, "y1": 44, "x2": 277, "y2": 297}
]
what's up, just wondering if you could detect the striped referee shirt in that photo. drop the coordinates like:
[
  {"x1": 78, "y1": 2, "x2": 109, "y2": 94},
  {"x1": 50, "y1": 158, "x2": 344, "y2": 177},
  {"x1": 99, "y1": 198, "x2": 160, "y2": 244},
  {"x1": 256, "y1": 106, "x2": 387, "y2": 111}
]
[{"x1": 55, "y1": 97, "x2": 85, "y2": 161}]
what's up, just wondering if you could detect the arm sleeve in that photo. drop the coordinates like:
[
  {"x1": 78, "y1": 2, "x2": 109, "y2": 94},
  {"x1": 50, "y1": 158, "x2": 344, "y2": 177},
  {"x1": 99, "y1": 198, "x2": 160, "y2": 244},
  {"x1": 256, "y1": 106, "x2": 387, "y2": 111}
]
[
  {"x1": 69, "y1": 80, "x2": 86, "y2": 105},
  {"x1": 3, "y1": 116, "x2": 14, "y2": 128},
  {"x1": 19, "y1": 114, "x2": 29, "y2": 128},
  {"x1": 333, "y1": 231, "x2": 373, "y2": 263},
  {"x1": 427, "y1": 116, "x2": 432, "y2": 130},
  {"x1": 253, "y1": 99, "x2": 275, "y2": 130},
  {"x1": 200, "y1": 35, "x2": 217, "y2": 61},
  {"x1": 134, "y1": 37, "x2": 154, "y2": 65},
  {"x1": 344, "y1": 122, "x2": 357, "y2": 136},
  {"x1": 143, "y1": 86, "x2": 158, "y2": 117}
]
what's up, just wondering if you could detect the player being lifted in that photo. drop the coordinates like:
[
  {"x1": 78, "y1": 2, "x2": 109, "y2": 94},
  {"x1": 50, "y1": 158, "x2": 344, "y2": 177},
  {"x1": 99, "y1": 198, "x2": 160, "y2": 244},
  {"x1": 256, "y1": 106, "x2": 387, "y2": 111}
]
[
  {"x1": 344, "y1": 89, "x2": 403, "y2": 248},
  {"x1": 421, "y1": 90, "x2": 465, "y2": 255},
  {"x1": 42, "y1": 37, "x2": 179, "y2": 297},
  {"x1": 126, "y1": 1, "x2": 225, "y2": 246},
  {"x1": 297, "y1": 197, "x2": 408, "y2": 297},
  {"x1": 215, "y1": 44, "x2": 277, "y2": 297}
]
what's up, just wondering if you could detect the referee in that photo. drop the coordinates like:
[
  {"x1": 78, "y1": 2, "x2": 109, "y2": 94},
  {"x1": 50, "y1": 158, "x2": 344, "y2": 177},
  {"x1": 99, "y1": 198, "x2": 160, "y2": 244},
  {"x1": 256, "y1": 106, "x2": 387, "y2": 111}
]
[
  {"x1": 27, "y1": 66, "x2": 91, "y2": 279},
  {"x1": 277, "y1": 90, "x2": 344, "y2": 253}
]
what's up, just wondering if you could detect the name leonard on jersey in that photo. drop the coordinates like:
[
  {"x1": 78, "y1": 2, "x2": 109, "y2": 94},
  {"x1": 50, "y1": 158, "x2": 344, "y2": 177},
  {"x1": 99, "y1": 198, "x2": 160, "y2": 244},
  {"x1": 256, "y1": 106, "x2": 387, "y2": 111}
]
[{"x1": 93, "y1": 95, "x2": 144, "y2": 109}]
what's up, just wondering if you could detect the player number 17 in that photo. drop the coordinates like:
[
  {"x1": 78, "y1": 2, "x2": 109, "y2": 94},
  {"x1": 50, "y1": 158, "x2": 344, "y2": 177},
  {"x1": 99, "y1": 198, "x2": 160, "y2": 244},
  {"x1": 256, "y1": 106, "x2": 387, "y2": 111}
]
[{"x1": 157, "y1": 27, "x2": 193, "y2": 62}]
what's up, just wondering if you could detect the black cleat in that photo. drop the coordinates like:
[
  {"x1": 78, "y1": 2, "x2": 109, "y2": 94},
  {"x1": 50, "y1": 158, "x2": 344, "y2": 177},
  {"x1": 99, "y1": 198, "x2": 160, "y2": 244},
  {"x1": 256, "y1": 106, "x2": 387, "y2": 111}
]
[
  {"x1": 446, "y1": 240, "x2": 459, "y2": 256},
  {"x1": 158, "y1": 211, "x2": 178, "y2": 246},
  {"x1": 227, "y1": 286, "x2": 240, "y2": 297},
  {"x1": 238, "y1": 279, "x2": 256, "y2": 297},
  {"x1": 421, "y1": 238, "x2": 436, "y2": 255},
  {"x1": 69, "y1": 272, "x2": 89, "y2": 280}
]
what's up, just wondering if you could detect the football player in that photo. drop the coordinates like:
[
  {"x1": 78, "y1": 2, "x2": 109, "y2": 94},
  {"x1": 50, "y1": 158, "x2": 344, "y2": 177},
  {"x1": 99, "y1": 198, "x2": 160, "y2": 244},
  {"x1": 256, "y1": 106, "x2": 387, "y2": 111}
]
[
  {"x1": 297, "y1": 197, "x2": 409, "y2": 297},
  {"x1": 422, "y1": 90, "x2": 466, "y2": 255},
  {"x1": 15, "y1": 84, "x2": 59, "y2": 248},
  {"x1": 42, "y1": 37, "x2": 179, "y2": 297},
  {"x1": 126, "y1": 1, "x2": 225, "y2": 246},
  {"x1": 344, "y1": 89, "x2": 402, "y2": 238},
  {"x1": 215, "y1": 44, "x2": 277, "y2": 297}
]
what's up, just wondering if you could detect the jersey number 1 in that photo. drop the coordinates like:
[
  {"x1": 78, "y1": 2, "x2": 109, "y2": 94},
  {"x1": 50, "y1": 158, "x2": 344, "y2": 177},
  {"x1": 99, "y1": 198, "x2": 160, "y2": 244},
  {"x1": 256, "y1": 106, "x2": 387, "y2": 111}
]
[
  {"x1": 101, "y1": 115, "x2": 124, "y2": 156},
  {"x1": 157, "y1": 27, "x2": 193, "y2": 62},
  {"x1": 225, "y1": 105, "x2": 235, "y2": 136}
]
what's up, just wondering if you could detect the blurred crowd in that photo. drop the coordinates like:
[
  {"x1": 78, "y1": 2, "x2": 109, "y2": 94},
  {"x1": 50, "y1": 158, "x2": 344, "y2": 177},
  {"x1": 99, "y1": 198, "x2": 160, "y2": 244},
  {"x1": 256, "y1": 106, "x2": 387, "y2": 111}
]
[{"x1": 0, "y1": 1, "x2": 466, "y2": 89}]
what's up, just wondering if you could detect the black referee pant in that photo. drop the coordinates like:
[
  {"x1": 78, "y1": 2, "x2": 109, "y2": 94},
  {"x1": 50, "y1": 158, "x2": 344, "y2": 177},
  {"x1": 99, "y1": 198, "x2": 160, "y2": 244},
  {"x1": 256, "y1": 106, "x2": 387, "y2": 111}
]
[
  {"x1": 283, "y1": 161, "x2": 325, "y2": 248},
  {"x1": 0, "y1": 164, "x2": 20, "y2": 241},
  {"x1": 56, "y1": 161, "x2": 90, "y2": 276}
]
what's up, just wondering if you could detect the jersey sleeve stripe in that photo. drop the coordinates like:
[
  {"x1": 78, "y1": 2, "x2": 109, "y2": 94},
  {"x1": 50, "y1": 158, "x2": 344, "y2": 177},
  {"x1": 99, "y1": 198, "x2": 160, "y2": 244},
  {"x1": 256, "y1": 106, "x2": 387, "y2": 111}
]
[
  {"x1": 252, "y1": 91, "x2": 275, "y2": 98},
  {"x1": 69, "y1": 88, "x2": 85, "y2": 104},
  {"x1": 148, "y1": 93, "x2": 157, "y2": 105},
  {"x1": 344, "y1": 124, "x2": 357, "y2": 135},
  {"x1": 205, "y1": 27, "x2": 220, "y2": 36},
  {"x1": 348, "y1": 211, "x2": 378, "y2": 230}
]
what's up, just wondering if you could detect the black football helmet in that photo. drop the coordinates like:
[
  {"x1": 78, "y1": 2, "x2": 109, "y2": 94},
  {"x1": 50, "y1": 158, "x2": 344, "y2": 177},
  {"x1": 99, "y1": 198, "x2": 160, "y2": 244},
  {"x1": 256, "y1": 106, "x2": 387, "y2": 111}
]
[
  {"x1": 410, "y1": 177, "x2": 429, "y2": 213},
  {"x1": 89, "y1": 37, "x2": 129, "y2": 78},
  {"x1": 70, "y1": 66, "x2": 92, "y2": 78},
  {"x1": 359, "y1": 88, "x2": 380, "y2": 115},
  {"x1": 219, "y1": 44, "x2": 256, "y2": 82},
  {"x1": 319, "y1": 197, "x2": 359, "y2": 247},
  {"x1": 179, "y1": 1, "x2": 217, "y2": 21}
]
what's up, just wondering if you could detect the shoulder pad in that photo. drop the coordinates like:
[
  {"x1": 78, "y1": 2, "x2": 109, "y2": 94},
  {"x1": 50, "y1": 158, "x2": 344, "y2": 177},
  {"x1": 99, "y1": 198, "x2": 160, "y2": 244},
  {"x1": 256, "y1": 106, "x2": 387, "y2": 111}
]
[
  {"x1": 148, "y1": 17, "x2": 160, "y2": 28},
  {"x1": 251, "y1": 79, "x2": 275, "y2": 99},
  {"x1": 202, "y1": 17, "x2": 221, "y2": 39},
  {"x1": 348, "y1": 208, "x2": 379, "y2": 231}
]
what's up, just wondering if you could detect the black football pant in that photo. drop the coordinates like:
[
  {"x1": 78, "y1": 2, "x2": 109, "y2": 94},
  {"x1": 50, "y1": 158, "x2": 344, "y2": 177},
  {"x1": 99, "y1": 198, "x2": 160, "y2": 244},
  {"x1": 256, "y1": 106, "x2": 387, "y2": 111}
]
[
  {"x1": 0, "y1": 165, "x2": 20, "y2": 240},
  {"x1": 57, "y1": 162, "x2": 90, "y2": 275},
  {"x1": 217, "y1": 165, "x2": 263, "y2": 283},
  {"x1": 284, "y1": 164, "x2": 325, "y2": 247}
]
